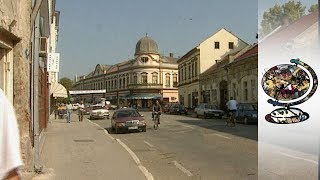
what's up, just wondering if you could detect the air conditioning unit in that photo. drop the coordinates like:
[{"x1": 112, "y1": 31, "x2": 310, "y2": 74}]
[{"x1": 39, "y1": 37, "x2": 47, "y2": 57}]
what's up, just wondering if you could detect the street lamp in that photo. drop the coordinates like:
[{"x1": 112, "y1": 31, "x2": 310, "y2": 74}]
[{"x1": 117, "y1": 64, "x2": 120, "y2": 108}]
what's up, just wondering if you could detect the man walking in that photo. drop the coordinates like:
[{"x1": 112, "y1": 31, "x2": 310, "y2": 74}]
[
  {"x1": 66, "y1": 103, "x2": 72, "y2": 123},
  {"x1": 0, "y1": 89, "x2": 23, "y2": 180},
  {"x1": 78, "y1": 101, "x2": 85, "y2": 122}
]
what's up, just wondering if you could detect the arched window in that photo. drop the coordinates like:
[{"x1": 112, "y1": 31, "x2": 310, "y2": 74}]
[
  {"x1": 152, "y1": 72, "x2": 158, "y2": 84},
  {"x1": 133, "y1": 73, "x2": 138, "y2": 84},
  {"x1": 141, "y1": 72, "x2": 148, "y2": 84},
  {"x1": 173, "y1": 74, "x2": 178, "y2": 87}
]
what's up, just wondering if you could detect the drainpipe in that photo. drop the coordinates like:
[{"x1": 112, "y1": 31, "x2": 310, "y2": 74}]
[{"x1": 32, "y1": 10, "x2": 42, "y2": 172}]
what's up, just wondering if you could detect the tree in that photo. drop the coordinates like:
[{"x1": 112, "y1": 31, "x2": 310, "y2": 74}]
[
  {"x1": 308, "y1": 4, "x2": 318, "y2": 13},
  {"x1": 260, "y1": 1, "x2": 306, "y2": 37},
  {"x1": 56, "y1": 77, "x2": 74, "y2": 103},
  {"x1": 59, "y1": 77, "x2": 74, "y2": 92}
]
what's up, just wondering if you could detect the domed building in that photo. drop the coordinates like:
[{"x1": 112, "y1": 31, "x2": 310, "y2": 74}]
[{"x1": 72, "y1": 35, "x2": 179, "y2": 108}]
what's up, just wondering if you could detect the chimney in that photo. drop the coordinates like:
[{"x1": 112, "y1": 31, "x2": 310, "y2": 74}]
[
  {"x1": 282, "y1": 15, "x2": 290, "y2": 26},
  {"x1": 169, "y1": 53, "x2": 173, "y2": 57}
]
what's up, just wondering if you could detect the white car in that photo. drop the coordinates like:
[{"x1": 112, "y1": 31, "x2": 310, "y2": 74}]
[
  {"x1": 194, "y1": 103, "x2": 224, "y2": 119},
  {"x1": 89, "y1": 105, "x2": 110, "y2": 120}
]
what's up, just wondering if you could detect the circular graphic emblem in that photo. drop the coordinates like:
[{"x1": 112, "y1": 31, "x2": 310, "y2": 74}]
[{"x1": 261, "y1": 64, "x2": 310, "y2": 101}]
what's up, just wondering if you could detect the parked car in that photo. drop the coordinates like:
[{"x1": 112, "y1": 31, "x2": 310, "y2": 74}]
[
  {"x1": 89, "y1": 105, "x2": 110, "y2": 120},
  {"x1": 235, "y1": 103, "x2": 258, "y2": 124},
  {"x1": 111, "y1": 108, "x2": 146, "y2": 134},
  {"x1": 109, "y1": 104, "x2": 117, "y2": 110},
  {"x1": 83, "y1": 104, "x2": 91, "y2": 115},
  {"x1": 163, "y1": 103, "x2": 175, "y2": 113},
  {"x1": 169, "y1": 104, "x2": 188, "y2": 115},
  {"x1": 194, "y1": 103, "x2": 224, "y2": 119}
]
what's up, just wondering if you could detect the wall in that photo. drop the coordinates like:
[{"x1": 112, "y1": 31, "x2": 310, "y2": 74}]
[
  {"x1": 0, "y1": 0, "x2": 33, "y2": 171},
  {"x1": 199, "y1": 28, "x2": 248, "y2": 74}
]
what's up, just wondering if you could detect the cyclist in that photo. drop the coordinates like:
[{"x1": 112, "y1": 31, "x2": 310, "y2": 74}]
[
  {"x1": 152, "y1": 100, "x2": 162, "y2": 124},
  {"x1": 226, "y1": 97, "x2": 238, "y2": 126}
]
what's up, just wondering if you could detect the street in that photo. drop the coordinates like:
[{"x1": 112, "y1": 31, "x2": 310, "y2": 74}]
[{"x1": 91, "y1": 111, "x2": 258, "y2": 180}]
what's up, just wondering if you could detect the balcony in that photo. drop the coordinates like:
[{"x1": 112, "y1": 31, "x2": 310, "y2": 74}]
[{"x1": 128, "y1": 83, "x2": 163, "y2": 89}]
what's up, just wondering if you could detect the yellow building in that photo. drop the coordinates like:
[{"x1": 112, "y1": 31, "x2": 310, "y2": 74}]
[
  {"x1": 178, "y1": 28, "x2": 248, "y2": 108},
  {"x1": 73, "y1": 35, "x2": 179, "y2": 108}
]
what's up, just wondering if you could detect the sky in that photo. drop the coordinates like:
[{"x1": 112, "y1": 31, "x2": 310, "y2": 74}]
[{"x1": 56, "y1": 0, "x2": 316, "y2": 79}]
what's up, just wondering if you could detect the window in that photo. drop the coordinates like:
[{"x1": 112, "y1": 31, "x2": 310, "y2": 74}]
[
  {"x1": 152, "y1": 72, "x2": 158, "y2": 84},
  {"x1": 141, "y1": 57, "x2": 148, "y2": 63},
  {"x1": 141, "y1": 73, "x2": 148, "y2": 84},
  {"x1": 232, "y1": 83, "x2": 236, "y2": 99},
  {"x1": 188, "y1": 65, "x2": 191, "y2": 79},
  {"x1": 191, "y1": 63, "x2": 194, "y2": 77},
  {"x1": 214, "y1": 42, "x2": 220, "y2": 49},
  {"x1": 229, "y1": 42, "x2": 234, "y2": 49},
  {"x1": 181, "y1": 68, "x2": 184, "y2": 82},
  {"x1": 126, "y1": 76, "x2": 129, "y2": 86},
  {"x1": 251, "y1": 79, "x2": 255, "y2": 100},
  {"x1": 165, "y1": 73, "x2": 170, "y2": 87},
  {"x1": 173, "y1": 74, "x2": 177, "y2": 87},
  {"x1": 211, "y1": 89, "x2": 217, "y2": 101},
  {"x1": 195, "y1": 61, "x2": 198, "y2": 76},
  {"x1": 133, "y1": 73, "x2": 137, "y2": 84},
  {"x1": 243, "y1": 81, "x2": 248, "y2": 101},
  {"x1": 184, "y1": 66, "x2": 187, "y2": 80}
]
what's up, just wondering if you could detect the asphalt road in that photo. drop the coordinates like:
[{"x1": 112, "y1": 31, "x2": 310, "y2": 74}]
[
  {"x1": 89, "y1": 111, "x2": 318, "y2": 180},
  {"x1": 90, "y1": 111, "x2": 258, "y2": 180}
]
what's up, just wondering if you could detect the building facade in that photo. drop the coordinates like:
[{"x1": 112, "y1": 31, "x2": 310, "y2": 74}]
[
  {"x1": 73, "y1": 36, "x2": 179, "y2": 108},
  {"x1": 178, "y1": 28, "x2": 249, "y2": 108},
  {"x1": 199, "y1": 45, "x2": 258, "y2": 110}
]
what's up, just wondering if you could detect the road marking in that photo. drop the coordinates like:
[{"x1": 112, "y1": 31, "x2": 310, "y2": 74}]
[
  {"x1": 87, "y1": 119, "x2": 154, "y2": 180},
  {"x1": 117, "y1": 139, "x2": 154, "y2": 180},
  {"x1": 172, "y1": 160, "x2": 193, "y2": 177},
  {"x1": 278, "y1": 152, "x2": 318, "y2": 164},
  {"x1": 213, "y1": 133, "x2": 232, "y2": 140},
  {"x1": 173, "y1": 130, "x2": 193, "y2": 134},
  {"x1": 144, "y1": 141, "x2": 155, "y2": 148},
  {"x1": 181, "y1": 125, "x2": 194, "y2": 129}
]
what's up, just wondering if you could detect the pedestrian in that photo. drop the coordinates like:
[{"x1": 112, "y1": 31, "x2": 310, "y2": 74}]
[
  {"x1": 0, "y1": 89, "x2": 23, "y2": 180},
  {"x1": 78, "y1": 101, "x2": 85, "y2": 122},
  {"x1": 66, "y1": 103, "x2": 72, "y2": 123}
]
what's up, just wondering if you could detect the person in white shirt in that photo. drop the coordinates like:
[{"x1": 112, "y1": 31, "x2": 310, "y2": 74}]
[
  {"x1": 0, "y1": 89, "x2": 23, "y2": 180},
  {"x1": 78, "y1": 101, "x2": 85, "y2": 122},
  {"x1": 226, "y1": 97, "x2": 238, "y2": 126},
  {"x1": 66, "y1": 103, "x2": 73, "y2": 123}
]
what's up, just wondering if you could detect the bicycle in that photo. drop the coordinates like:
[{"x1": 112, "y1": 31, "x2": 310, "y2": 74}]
[
  {"x1": 153, "y1": 112, "x2": 161, "y2": 130},
  {"x1": 226, "y1": 110, "x2": 236, "y2": 127}
]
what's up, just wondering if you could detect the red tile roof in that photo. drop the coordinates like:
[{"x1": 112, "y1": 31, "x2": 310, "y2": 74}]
[{"x1": 234, "y1": 44, "x2": 258, "y2": 62}]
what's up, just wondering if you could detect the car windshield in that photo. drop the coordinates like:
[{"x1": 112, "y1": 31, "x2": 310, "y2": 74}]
[
  {"x1": 204, "y1": 105, "x2": 217, "y2": 109},
  {"x1": 117, "y1": 110, "x2": 140, "y2": 118},
  {"x1": 92, "y1": 106, "x2": 104, "y2": 110},
  {"x1": 240, "y1": 104, "x2": 255, "y2": 110}
]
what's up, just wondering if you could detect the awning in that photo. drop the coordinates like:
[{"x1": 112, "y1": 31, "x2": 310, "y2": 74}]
[
  {"x1": 50, "y1": 82, "x2": 68, "y2": 98},
  {"x1": 123, "y1": 93, "x2": 162, "y2": 100}
]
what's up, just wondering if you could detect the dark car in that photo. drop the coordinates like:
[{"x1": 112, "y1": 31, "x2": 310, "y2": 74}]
[
  {"x1": 235, "y1": 103, "x2": 258, "y2": 124},
  {"x1": 111, "y1": 108, "x2": 146, "y2": 134},
  {"x1": 163, "y1": 103, "x2": 175, "y2": 113},
  {"x1": 169, "y1": 104, "x2": 188, "y2": 115}
]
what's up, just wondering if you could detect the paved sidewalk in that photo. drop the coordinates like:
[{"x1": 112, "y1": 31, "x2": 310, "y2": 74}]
[{"x1": 32, "y1": 113, "x2": 146, "y2": 180}]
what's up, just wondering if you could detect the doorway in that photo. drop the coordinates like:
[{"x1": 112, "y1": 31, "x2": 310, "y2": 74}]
[{"x1": 219, "y1": 80, "x2": 228, "y2": 111}]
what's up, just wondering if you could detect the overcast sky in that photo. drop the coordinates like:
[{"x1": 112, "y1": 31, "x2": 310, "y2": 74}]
[{"x1": 56, "y1": 0, "x2": 317, "y2": 80}]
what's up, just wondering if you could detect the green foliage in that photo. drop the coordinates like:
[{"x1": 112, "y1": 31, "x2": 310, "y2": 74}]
[
  {"x1": 260, "y1": 1, "x2": 306, "y2": 37},
  {"x1": 55, "y1": 77, "x2": 74, "y2": 104},
  {"x1": 308, "y1": 4, "x2": 318, "y2": 13}
]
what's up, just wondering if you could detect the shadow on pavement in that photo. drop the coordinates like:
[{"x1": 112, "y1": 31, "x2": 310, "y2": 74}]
[{"x1": 177, "y1": 119, "x2": 258, "y2": 141}]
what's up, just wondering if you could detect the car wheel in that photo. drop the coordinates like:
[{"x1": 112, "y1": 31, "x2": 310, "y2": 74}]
[
  {"x1": 107, "y1": 116, "x2": 110, "y2": 119},
  {"x1": 204, "y1": 113, "x2": 207, "y2": 119},
  {"x1": 142, "y1": 127, "x2": 146, "y2": 132},
  {"x1": 244, "y1": 117, "x2": 248, "y2": 125}
]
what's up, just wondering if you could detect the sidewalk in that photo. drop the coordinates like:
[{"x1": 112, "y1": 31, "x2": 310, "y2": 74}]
[{"x1": 32, "y1": 113, "x2": 146, "y2": 180}]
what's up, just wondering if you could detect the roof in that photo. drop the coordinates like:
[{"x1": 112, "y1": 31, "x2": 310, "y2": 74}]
[
  {"x1": 161, "y1": 56, "x2": 179, "y2": 64},
  {"x1": 135, "y1": 35, "x2": 159, "y2": 55},
  {"x1": 234, "y1": 44, "x2": 258, "y2": 62},
  {"x1": 260, "y1": 11, "x2": 318, "y2": 47}
]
